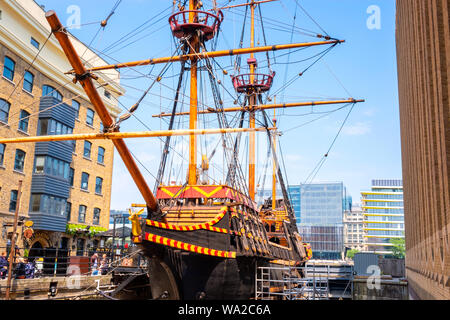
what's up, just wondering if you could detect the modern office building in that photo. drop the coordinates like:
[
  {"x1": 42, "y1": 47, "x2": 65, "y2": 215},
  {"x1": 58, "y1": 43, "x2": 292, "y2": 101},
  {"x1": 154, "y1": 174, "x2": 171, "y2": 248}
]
[
  {"x1": 343, "y1": 204, "x2": 364, "y2": 252},
  {"x1": 396, "y1": 0, "x2": 450, "y2": 300},
  {"x1": 361, "y1": 180, "x2": 404, "y2": 255},
  {"x1": 296, "y1": 182, "x2": 347, "y2": 260},
  {"x1": 0, "y1": 0, "x2": 124, "y2": 256},
  {"x1": 257, "y1": 183, "x2": 347, "y2": 259}
]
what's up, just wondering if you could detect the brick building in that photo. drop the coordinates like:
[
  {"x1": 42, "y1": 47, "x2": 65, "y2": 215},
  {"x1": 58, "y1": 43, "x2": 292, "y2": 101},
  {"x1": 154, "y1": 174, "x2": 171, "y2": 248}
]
[
  {"x1": 343, "y1": 204, "x2": 364, "y2": 252},
  {"x1": 0, "y1": 0, "x2": 124, "y2": 258},
  {"x1": 396, "y1": 0, "x2": 450, "y2": 299}
]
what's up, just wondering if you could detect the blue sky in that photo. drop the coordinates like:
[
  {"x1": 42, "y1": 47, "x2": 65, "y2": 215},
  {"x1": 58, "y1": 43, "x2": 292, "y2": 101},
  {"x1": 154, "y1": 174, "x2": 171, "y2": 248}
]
[{"x1": 39, "y1": 0, "x2": 402, "y2": 209}]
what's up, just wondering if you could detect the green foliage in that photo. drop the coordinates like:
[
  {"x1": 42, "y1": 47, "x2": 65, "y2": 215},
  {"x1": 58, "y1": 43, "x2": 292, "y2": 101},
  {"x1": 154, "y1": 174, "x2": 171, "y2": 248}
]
[
  {"x1": 389, "y1": 237, "x2": 405, "y2": 259},
  {"x1": 346, "y1": 249, "x2": 360, "y2": 259},
  {"x1": 66, "y1": 224, "x2": 107, "y2": 238}
]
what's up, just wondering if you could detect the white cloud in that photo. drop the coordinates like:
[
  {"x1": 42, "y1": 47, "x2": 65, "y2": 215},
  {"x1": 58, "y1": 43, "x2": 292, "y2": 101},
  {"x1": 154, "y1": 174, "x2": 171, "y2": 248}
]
[{"x1": 342, "y1": 122, "x2": 371, "y2": 136}]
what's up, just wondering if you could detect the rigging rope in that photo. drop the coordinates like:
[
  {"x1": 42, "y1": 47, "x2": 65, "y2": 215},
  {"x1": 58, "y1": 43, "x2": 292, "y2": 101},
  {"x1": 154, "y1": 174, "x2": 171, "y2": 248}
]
[{"x1": 300, "y1": 102, "x2": 357, "y2": 195}]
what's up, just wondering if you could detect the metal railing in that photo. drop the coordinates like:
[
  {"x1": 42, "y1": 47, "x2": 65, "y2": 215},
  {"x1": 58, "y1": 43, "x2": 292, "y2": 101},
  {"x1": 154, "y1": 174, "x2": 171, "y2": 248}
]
[
  {"x1": 0, "y1": 245, "x2": 143, "y2": 281},
  {"x1": 255, "y1": 262, "x2": 354, "y2": 300}
]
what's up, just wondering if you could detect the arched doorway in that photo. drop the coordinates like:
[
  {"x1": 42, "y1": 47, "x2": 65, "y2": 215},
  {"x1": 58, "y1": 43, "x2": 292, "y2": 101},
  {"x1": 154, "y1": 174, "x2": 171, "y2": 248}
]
[{"x1": 28, "y1": 241, "x2": 44, "y2": 262}]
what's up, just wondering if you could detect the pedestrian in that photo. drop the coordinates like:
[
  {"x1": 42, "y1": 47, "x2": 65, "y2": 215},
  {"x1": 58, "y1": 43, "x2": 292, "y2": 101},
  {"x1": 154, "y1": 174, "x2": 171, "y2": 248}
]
[
  {"x1": 14, "y1": 257, "x2": 26, "y2": 279},
  {"x1": 25, "y1": 258, "x2": 35, "y2": 279},
  {"x1": 100, "y1": 254, "x2": 109, "y2": 275},
  {"x1": 0, "y1": 252, "x2": 8, "y2": 279},
  {"x1": 90, "y1": 252, "x2": 99, "y2": 276}
]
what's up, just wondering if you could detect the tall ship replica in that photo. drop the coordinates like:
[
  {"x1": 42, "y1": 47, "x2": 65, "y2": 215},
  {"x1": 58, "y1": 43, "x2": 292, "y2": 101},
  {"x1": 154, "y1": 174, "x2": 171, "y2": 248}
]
[{"x1": 1, "y1": 0, "x2": 363, "y2": 299}]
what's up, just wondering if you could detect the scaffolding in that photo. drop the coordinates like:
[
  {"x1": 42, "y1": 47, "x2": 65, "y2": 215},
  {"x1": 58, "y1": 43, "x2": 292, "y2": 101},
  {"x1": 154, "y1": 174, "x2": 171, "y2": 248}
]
[{"x1": 255, "y1": 261, "x2": 354, "y2": 300}]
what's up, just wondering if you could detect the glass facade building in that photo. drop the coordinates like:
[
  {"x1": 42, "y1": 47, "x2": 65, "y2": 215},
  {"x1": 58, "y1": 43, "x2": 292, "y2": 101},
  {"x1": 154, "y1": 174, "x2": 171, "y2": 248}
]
[
  {"x1": 296, "y1": 182, "x2": 347, "y2": 260},
  {"x1": 256, "y1": 182, "x2": 349, "y2": 260},
  {"x1": 361, "y1": 179, "x2": 404, "y2": 256}
]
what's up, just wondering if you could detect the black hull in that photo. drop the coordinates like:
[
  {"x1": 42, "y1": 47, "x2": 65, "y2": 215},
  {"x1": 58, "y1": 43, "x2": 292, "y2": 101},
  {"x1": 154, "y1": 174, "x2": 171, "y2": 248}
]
[{"x1": 145, "y1": 244, "x2": 278, "y2": 300}]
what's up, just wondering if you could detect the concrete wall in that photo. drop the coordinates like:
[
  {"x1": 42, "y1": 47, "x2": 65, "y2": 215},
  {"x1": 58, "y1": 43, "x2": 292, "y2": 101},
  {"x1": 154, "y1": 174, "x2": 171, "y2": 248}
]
[
  {"x1": 353, "y1": 278, "x2": 409, "y2": 300},
  {"x1": 0, "y1": 274, "x2": 112, "y2": 300}
]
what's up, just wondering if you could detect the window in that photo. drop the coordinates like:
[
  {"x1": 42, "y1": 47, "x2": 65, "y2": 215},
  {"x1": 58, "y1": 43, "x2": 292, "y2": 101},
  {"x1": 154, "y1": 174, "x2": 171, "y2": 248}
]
[
  {"x1": 34, "y1": 156, "x2": 70, "y2": 180},
  {"x1": 23, "y1": 71, "x2": 34, "y2": 93},
  {"x1": 18, "y1": 110, "x2": 30, "y2": 132},
  {"x1": 0, "y1": 99, "x2": 10, "y2": 123},
  {"x1": 95, "y1": 177, "x2": 103, "y2": 195},
  {"x1": 83, "y1": 141, "x2": 92, "y2": 158},
  {"x1": 81, "y1": 172, "x2": 89, "y2": 190},
  {"x1": 30, "y1": 194, "x2": 66, "y2": 216},
  {"x1": 3, "y1": 56, "x2": 15, "y2": 81},
  {"x1": 9, "y1": 190, "x2": 18, "y2": 212},
  {"x1": 14, "y1": 149, "x2": 26, "y2": 172},
  {"x1": 93, "y1": 208, "x2": 100, "y2": 225},
  {"x1": 78, "y1": 205, "x2": 87, "y2": 223},
  {"x1": 34, "y1": 156, "x2": 45, "y2": 174},
  {"x1": 30, "y1": 37, "x2": 40, "y2": 49},
  {"x1": 69, "y1": 168, "x2": 74, "y2": 186},
  {"x1": 99, "y1": 122, "x2": 104, "y2": 133},
  {"x1": 104, "y1": 90, "x2": 111, "y2": 99},
  {"x1": 30, "y1": 194, "x2": 41, "y2": 212},
  {"x1": 86, "y1": 108, "x2": 94, "y2": 126},
  {"x1": 97, "y1": 147, "x2": 105, "y2": 164},
  {"x1": 72, "y1": 100, "x2": 80, "y2": 119},
  {"x1": 0, "y1": 143, "x2": 5, "y2": 166},
  {"x1": 66, "y1": 202, "x2": 72, "y2": 220},
  {"x1": 38, "y1": 119, "x2": 73, "y2": 136},
  {"x1": 38, "y1": 118, "x2": 48, "y2": 135},
  {"x1": 42, "y1": 85, "x2": 62, "y2": 101}
]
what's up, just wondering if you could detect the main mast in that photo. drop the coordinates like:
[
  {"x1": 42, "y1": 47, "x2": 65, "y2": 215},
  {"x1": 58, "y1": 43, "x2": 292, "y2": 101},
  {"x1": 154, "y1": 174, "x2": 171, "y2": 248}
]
[
  {"x1": 248, "y1": 0, "x2": 257, "y2": 200},
  {"x1": 188, "y1": 0, "x2": 199, "y2": 185}
]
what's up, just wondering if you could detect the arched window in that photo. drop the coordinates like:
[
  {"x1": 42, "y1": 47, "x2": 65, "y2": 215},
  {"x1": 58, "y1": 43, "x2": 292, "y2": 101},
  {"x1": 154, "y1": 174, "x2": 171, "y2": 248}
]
[
  {"x1": 95, "y1": 177, "x2": 103, "y2": 195},
  {"x1": 81, "y1": 172, "x2": 89, "y2": 190},
  {"x1": 86, "y1": 108, "x2": 95, "y2": 126},
  {"x1": 14, "y1": 149, "x2": 26, "y2": 172},
  {"x1": 42, "y1": 85, "x2": 62, "y2": 101},
  {"x1": 93, "y1": 208, "x2": 101, "y2": 225},
  {"x1": 18, "y1": 109, "x2": 30, "y2": 132},
  {"x1": 23, "y1": 71, "x2": 34, "y2": 93},
  {"x1": 83, "y1": 141, "x2": 92, "y2": 158},
  {"x1": 72, "y1": 100, "x2": 80, "y2": 118},
  {"x1": 0, "y1": 99, "x2": 10, "y2": 123},
  {"x1": 3, "y1": 56, "x2": 15, "y2": 81},
  {"x1": 97, "y1": 147, "x2": 105, "y2": 164}
]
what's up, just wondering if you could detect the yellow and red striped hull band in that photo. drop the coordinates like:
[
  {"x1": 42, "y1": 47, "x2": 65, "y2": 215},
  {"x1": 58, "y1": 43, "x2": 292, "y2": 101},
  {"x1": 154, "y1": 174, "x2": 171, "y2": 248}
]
[
  {"x1": 145, "y1": 232, "x2": 237, "y2": 259},
  {"x1": 146, "y1": 206, "x2": 228, "y2": 234}
]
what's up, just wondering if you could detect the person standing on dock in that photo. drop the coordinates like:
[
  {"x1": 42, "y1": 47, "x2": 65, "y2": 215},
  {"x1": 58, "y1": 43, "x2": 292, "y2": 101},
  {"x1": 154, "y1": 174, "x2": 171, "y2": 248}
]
[
  {"x1": 90, "y1": 253, "x2": 99, "y2": 276},
  {"x1": 0, "y1": 252, "x2": 8, "y2": 279},
  {"x1": 100, "y1": 254, "x2": 109, "y2": 275}
]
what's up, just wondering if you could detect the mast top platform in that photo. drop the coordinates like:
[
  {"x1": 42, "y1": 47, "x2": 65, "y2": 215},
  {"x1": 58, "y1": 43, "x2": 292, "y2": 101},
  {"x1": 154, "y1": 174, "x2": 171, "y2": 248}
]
[
  {"x1": 169, "y1": 10, "x2": 224, "y2": 41},
  {"x1": 232, "y1": 72, "x2": 275, "y2": 94}
]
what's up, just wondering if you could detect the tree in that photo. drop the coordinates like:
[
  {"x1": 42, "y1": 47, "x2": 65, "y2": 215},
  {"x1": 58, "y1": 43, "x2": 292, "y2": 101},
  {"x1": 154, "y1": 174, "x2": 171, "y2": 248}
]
[
  {"x1": 390, "y1": 237, "x2": 405, "y2": 259},
  {"x1": 346, "y1": 249, "x2": 360, "y2": 259}
]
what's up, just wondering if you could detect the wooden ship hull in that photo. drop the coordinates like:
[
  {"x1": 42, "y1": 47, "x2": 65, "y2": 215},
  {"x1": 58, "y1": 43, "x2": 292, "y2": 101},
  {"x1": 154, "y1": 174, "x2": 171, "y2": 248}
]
[{"x1": 134, "y1": 185, "x2": 308, "y2": 300}]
